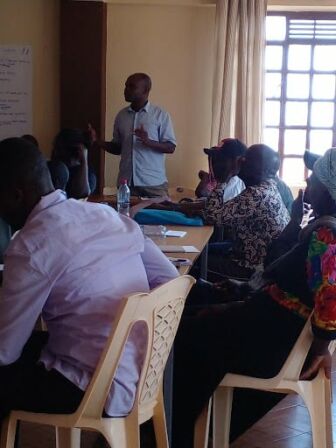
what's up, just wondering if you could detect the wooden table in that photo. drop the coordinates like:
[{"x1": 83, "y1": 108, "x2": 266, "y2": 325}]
[
  {"x1": 88, "y1": 194, "x2": 141, "y2": 207},
  {"x1": 153, "y1": 225, "x2": 213, "y2": 444},
  {"x1": 150, "y1": 225, "x2": 213, "y2": 277}
]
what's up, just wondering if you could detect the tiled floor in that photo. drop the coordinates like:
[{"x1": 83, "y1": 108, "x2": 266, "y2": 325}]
[
  {"x1": 8, "y1": 355, "x2": 336, "y2": 447},
  {"x1": 231, "y1": 354, "x2": 336, "y2": 448}
]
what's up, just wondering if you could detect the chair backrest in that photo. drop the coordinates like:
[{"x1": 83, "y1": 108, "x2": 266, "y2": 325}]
[{"x1": 74, "y1": 275, "x2": 195, "y2": 422}]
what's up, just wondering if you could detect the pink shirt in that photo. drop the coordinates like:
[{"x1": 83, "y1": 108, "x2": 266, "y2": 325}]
[{"x1": 0, "y1": 190, "x2": 178, "y2": 416}]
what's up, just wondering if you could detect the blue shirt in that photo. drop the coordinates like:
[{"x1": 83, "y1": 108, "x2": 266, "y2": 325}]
[{"x1": 112, "y1": 102, "x2": 176, "y2": 187}]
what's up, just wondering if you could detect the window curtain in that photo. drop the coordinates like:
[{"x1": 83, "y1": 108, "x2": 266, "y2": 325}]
[{"x1": 211, "y1": 0, "x2": 267, "y2": 146}]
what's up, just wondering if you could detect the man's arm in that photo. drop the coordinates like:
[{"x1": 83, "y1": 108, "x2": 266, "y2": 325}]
[
  {"x1": 134, "y1": 125, "x2": 175, "y2": 154},
  {"x1": 88, "y1": 123, "x2": 122, "y2": 155},
  {"x1": 195, "y1": 171, "x2": 211, "y2": 199},
  {"x1": 145, "y1": 199, "x2": 206, "y2": 217},
  {"x1": 93, "y1": 140, "x2": 122, "y2": 155},
  {"x1": 0, "y1": 250, "x2": 51, "y2": 365},
  {"x1": 140, "y1": 237, "x2": 178, "y2": 289},
  {"x1": 134, "y1": 110, "x2": 176, "y2": 155},
  {"x1": 300, "y1": 337, "x2": 331, "y2": 380},
  {"x1": 66, "y1": 146, "x2": 90, "y2": 199}
]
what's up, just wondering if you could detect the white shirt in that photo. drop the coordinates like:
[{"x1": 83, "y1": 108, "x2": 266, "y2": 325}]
[
  {"x1": 0, "y1": 190, "x2": 178, "y2": 416},
  {"x1": 220, "y1": 176, "x2": 245, "y2": 202},
  {"x1": 113, "y1": 102, "x2": 176, "y2": 187}
]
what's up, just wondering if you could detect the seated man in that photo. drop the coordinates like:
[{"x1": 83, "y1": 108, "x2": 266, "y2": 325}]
[
  {"x1": 0, "y1": 137, "x2": 178, "y2": 421},
  {"x1": 149, "y1": 139, "x2": 247, "y2": 218},
  {"x1": 204, "y1": 144, "x2": 290, "y2": 279},
  {"x1": 268, "y1": 146, "x2": 294, "y2": 213},
  {"x1": 51, "y1": 128, "x2": 96, "y2": 198},
  {"x1": 264, "y1": 149, "x2": 321, "y2": 266},
  {"x1": 195, "y1": 138, "x2": 246, "y2": 200},
  {"x1": 172, "y1": 147, "x2": 336, "y2": 448},
  {"x1": 21, "y1": 134, "x2": 70, "y2": 192}
]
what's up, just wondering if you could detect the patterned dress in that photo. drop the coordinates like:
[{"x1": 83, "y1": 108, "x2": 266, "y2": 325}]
[
  {"x1": 204, "y1": 179, "x2": 290, "y2": 269},
  {"x1": 267, "y1": 226, "x2": 336, "y2": 339}
]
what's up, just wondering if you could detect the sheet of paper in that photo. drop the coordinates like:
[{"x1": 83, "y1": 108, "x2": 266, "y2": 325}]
[
  {"x1": 157, "y1": 245, "x2": 199, "y2": 253},
  {"x1": 0, "y1": 46, "x2": 32, "y2": 139},
  {"x1": 165, "y1": 230, "x2": 187, "y2": 238}
]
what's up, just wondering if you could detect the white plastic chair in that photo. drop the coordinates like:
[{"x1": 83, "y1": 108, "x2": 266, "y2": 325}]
[
  {"x1": 0, "y1": 275, "x2": 195, "y2": 448},
  {"x1": 194, "y1": 315, "x2": 335, "y2": 448}
]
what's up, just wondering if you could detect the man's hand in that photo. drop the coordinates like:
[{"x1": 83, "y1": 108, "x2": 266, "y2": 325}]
[
  {"x1": 76, "y1": 144, "x2": 88, "y2": 166},
  {"x1": 87, "y1": 123, "x2": 97, "y2": 144},
  {"x1": 134, "y1": 124, "x2": 149, "y2": 145},
  {"x1": 198, "y1": 170, "x2": 209, "y2": 181},
  {"x1": 300, "y1": 353, "x2": 332, "y2": 380},
  {"x1": 300, "y1": 338, "x2": 332, "y2": 380}
]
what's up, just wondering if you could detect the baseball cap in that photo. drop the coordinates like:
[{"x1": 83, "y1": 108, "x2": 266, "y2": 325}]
[
  {"x1": 204, "y1": 138, "x2": 247, "y2": 159},
  {"x1": 303, "y1": 150, "x2": 320, "y2": 170}
]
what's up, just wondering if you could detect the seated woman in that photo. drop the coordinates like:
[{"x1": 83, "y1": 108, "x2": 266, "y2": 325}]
[
  {"x1": 203, "y1": 144, "x2": 290, "y2": 279},
  {"x1": 172, "y1": 147, "x2": 336, "y2": 448},
  {"x1": 51, "y1": 129, "x2": 96, "y2": 199}
]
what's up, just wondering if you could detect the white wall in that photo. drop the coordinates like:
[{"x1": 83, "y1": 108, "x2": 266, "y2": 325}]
[
  {"x1": 105, "y1": 3, "x2": 215, "y2": 188},
  {"x1": 0, "y1": 0, "x2": 60, "y2": 156}
]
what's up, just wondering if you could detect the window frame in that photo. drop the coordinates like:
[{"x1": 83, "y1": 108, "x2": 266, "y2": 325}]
[{"x1": 265, "y1": 11, "x2": 336, "y2": 182}]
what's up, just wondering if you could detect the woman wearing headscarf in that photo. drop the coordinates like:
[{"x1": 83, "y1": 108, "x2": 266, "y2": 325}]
[{"x1": 172, "y1": 147, "x2": 336, "y2": 448}]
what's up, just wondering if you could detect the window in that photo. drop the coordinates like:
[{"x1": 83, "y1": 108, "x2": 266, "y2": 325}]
[{"x1": 263, "y1": 13, "x2": 336, "y2": 184}]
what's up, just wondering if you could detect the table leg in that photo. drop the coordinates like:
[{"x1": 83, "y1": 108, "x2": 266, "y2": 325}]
[{"x1": 200, "y1": 243, "x2": 209, "y2": 280}]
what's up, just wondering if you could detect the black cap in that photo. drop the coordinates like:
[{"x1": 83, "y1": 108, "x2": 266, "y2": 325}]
[
  {"x1": 204, "y1": 138, "x2": 247, "y2": 159},
  {"x1": 303, "y1": 150, "x2": 320, "y2": 170}
]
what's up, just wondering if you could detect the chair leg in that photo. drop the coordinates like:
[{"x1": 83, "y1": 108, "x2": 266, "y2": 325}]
[
  {"x1": 194, "y1": 397, "x2": 212, "y2": 448},
  {"x1": 0, "y1": 417, "x2": 17, "y2": 448},
  {"x1": 301, "y1": 374, "x2": 333, "y2": 448},
  {"x1": 152, "y1": 394, "x2": 169, "y2": 448},
  {"x1": 56, "y1": 427, "x2": 81, "y2": 448},
  {"x1": 213, "y1": 387, "x2": 233, "y2": 448}
]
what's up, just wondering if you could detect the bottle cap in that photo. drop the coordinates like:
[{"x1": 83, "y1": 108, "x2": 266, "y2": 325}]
[{"x1": 120, "y1": 179, "x2": 128, "y2": 185}]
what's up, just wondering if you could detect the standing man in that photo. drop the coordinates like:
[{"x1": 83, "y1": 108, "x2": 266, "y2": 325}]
[{"x1": 90, "y1": 73, "x2": 176, "y2": 197}]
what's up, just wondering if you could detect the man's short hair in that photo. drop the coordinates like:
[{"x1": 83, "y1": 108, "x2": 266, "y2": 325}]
[
  {"x1": 248, "y1": 144, "x2": 280, "y2": 176},
  {"x1": 21, "y1": 134, "x2": 39, "y2": 148},
  {"x1": 264, "y1": 145, "x2": 280, "y2": 176},
  {"x1": 130, "y1": 73, "x2": 152, "y2": 92},
  {"x1": 0, "y1": 137, "x2": 49, "y2": 191}
]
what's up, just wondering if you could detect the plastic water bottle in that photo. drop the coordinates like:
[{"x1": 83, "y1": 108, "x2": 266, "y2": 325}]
[{"x1": 117, "y1": 179, "x2": 130, "y2": 216}]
